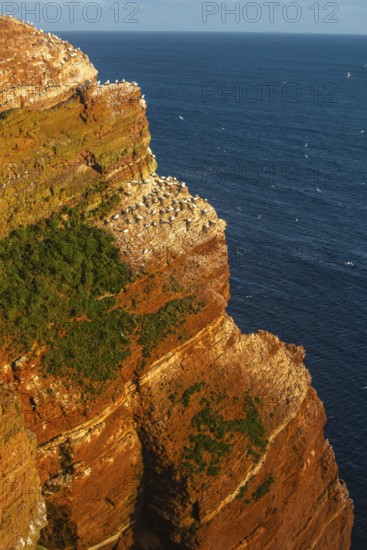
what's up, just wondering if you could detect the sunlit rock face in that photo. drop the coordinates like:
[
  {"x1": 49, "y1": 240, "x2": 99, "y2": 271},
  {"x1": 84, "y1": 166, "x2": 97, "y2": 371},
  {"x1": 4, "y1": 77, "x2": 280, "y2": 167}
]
[
  {"x1": 0, "y1": 387, "x2": 47, "y2": 550},
  {"x1": 0, "y1": 16, "x2": 97, "y2": 112},
  {"x1": 0, "y1": 16, "x2": 156, "y2": 238}
]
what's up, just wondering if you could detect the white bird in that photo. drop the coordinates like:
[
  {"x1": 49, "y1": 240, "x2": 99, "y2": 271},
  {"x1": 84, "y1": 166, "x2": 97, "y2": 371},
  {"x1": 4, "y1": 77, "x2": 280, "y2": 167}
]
[
  {"x1": 304, "y1": 142, "x2": 309, "y2": 148},
  {"x1": 257, "y1": 214, "x2": 261, "y2": 220},
  {"x1": 347, "y1": 72, "x2": 352, "y2": 78},
  {"x1": 316, "y1": 187, "x2": 321, "y2": 193},
  {"x1": 106, "y1": 80, "x2": 110, "y2": 84},
  {"x1": 305, "y1": 154, "x2": 309, "y2": 159},
  {"x1": 179, "y1": 115, "x2": 184, "y2": 120}
]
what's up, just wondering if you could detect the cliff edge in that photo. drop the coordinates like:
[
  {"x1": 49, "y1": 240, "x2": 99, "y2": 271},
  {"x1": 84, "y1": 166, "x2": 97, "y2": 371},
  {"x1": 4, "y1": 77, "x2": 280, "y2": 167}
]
[{"x1": 0, "y1": 17, "x2": 354, "y2": 550}]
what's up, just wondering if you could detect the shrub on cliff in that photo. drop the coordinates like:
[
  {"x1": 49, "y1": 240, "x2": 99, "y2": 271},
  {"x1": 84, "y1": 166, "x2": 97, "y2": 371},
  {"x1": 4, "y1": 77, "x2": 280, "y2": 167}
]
[
  {"x1": 0, "y1": 210, "x2": 203, "y2": 387},
  {"x1": 182, "y1": 395, "x2": 267, "y2": 477},
  {"x1": 138, "y1": 297, "x2": 203, "y2": 358},
  {"x1": 0, "y1": 212, "x2": 134, "y2": 384}
]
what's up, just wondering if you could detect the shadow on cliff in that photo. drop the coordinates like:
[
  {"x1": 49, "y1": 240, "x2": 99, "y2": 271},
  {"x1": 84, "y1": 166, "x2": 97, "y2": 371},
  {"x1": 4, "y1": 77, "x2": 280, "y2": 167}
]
[
  {"x1": 125, "y1": 443, "x2": 184, "y2": 550},
  {"x1": 39, "y1": 502, "x2": 78, "y2": 549}
]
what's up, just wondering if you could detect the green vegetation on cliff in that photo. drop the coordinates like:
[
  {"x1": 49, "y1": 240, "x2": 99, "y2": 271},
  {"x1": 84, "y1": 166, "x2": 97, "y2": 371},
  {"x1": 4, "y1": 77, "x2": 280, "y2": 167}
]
[
  {"x1": 180, "y1": 382, "x2": 206, "y2": 408},
  {"x1": 138, "y1": 297, "x2": 203, "y2": 358},
  {"x1": 251, "y1": 474, "x2": 274, "y2": 501},
  {"x1": 182, "y1": 395, "x2": 267, "y2": 477},
  {"x1": 0, "y1": 209, "x2": 202, "y2": 387},
  {"x1": 0, "y1": 210, "x2": 135, "y2": 383},
  {"x1": 236, "y1": 474, "x2": 274, "y2": 504}
]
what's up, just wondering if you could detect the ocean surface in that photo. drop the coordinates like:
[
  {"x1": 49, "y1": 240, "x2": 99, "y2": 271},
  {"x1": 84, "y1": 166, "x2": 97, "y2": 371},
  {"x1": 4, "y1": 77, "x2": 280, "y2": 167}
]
[{"x1": 60, "y1": 31, "x2": 367, "y2": 549}]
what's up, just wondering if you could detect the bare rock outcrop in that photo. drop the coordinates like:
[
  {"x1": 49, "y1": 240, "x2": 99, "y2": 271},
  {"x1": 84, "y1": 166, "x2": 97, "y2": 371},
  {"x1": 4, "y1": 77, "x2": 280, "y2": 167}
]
[{"x1": 0, "y1": 16, "x2": 97, "y2": 112}]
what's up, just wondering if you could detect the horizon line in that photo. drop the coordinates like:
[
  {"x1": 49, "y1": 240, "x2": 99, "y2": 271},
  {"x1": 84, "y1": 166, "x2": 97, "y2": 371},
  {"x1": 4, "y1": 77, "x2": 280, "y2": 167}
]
[{"x1": 54, "y1": 29, "x2": 367, "y2": 37}]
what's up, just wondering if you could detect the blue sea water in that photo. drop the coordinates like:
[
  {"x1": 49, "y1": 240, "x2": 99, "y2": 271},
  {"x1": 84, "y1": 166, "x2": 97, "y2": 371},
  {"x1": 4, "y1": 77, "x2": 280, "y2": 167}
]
[{"x1": 60, "y1": 31, "x2": 367, "y2": 549}]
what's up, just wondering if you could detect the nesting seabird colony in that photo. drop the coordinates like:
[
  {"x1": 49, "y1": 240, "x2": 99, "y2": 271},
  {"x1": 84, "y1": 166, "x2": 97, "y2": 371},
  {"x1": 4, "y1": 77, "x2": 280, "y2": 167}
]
[{"x1": 101, "y1": 174, "x2": 222, "y2": 266}]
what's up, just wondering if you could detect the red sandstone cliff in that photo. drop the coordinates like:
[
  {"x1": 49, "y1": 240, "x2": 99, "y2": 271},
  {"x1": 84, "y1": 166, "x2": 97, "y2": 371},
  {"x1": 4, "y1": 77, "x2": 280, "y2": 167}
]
[
  {"x1": 0, "y1": 17, "x2": 354, "y2": 550},
  {"x1": 0, "y1": 387, "x2": 47, "y2": 550}
]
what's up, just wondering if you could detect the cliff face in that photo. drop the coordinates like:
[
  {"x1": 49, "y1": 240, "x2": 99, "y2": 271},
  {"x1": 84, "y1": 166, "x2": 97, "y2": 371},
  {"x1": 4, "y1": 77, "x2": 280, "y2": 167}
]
[
  {"x1": 0, "y1": 18, "x2": 354, "y2": 550},
  {"x1": 0, "y1": 85, "x2": 156, "y2": 237},
  {"x1": 0, "y1": 16, "x2": 97, "y2": 111},
  {"x1": 0, "y1": 388, "x2": 47, "y2": 550}
]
